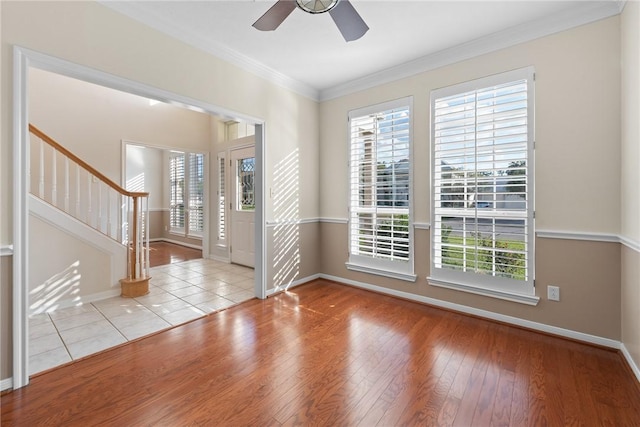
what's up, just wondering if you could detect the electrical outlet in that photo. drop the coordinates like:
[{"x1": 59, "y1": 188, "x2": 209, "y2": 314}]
[{"x1": 547, "y1": 285, "x2": 560, "y2": 301}]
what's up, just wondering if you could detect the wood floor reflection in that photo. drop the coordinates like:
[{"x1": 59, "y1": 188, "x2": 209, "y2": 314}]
[
  {"x1": 148, "y1": 241, "x2": 202, "y2": 267},
  {"x1": 3, "y1": 280, "x2": 640, "y2": 425}
]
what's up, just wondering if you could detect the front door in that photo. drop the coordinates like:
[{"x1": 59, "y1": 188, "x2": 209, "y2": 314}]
[{"x1": 230, "y1": 146, "x2": 255, "y2": 267}]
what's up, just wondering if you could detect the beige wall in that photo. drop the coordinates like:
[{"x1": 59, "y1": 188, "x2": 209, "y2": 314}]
[
  {"x1": 622, "y1": 246, "x2": 640, "y2": 367},
  {"x1": 29, "y1": 67, "x2": 212, "y2": 184},
  {"x1": 621, "y1": 1, "x2": 640, "y2": 372},
  {"x1": 29, "y1": 215, "x2": 118, "y2": 310},
  {"x1": 321, "y1": 223, "x2": 621, "y2": 339},
  {"x1": 1, "y1": 255, "x2": 12, "y2": 381},
  {"x1": 148, "y1": 210, "x2": 164, "y2": 241},
  {"x1": 267, "y1": 222, "x2": 321, "y2": 293},
  {"x1": 621, "y1": 1, "x2": 640, "y2": 243},
  {"x1": 125, "y1": 144, "x2": 165, "y2": 211}
]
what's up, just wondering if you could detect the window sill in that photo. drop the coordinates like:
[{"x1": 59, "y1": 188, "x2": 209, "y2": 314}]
[
  {"x1": 427, "y1": 277, "x2": 540, "y2": 306},
  {"x1": 346, "y1": 262, "x2": 417, "y2": 282}
]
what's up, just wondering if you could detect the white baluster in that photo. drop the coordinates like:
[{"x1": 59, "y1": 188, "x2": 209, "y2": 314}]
[
  {"x1": 75, "y1": 164, "x2": 81, "y2": 218},
  {"x1": 98, "y1": 182, "x2": 103, "y2": 233},
  {"x1": 87, "y1": 174, "x2": 92, "y2": 226},
  {"x1": 39, "y1": 139, "x2": 44, "y2": 199},
  {"x1": 51, "y1": 149, "x2": 57, "y2": 206},
  {"x1": 145, "y1": 198, "x2": 150, "y2": 277},
  {"x1": 136, "y1": 198, "x2": 141, "y2": 278},
  {"x1": 64, "y1": 157, "x2": 70, "y2": 212},
  {"x1": 107, "y1": 189, "x2": 112, "y2": 239}
]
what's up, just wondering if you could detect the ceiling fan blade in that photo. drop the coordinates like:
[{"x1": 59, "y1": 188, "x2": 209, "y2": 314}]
[
  {"x1": 252, "y1": 0, "x2": 297, "y2": 31},
  {"x1": 329, "y1": 0, "x2": 369, "y2": 42}
]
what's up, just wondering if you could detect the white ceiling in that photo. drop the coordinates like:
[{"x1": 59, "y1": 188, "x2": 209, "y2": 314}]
[{"x1": 103, "y1": 1, "x2": 623, "y2": 100}]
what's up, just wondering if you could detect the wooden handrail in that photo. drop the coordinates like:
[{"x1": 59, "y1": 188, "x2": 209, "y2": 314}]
[{"x1": 29, "y1": 124, "x2": 149, "y2": 199}]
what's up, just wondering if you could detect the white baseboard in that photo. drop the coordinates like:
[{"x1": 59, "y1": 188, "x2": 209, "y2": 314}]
[
  {"x1": 208, "y1": 254, "x2": 231, "y2": 263},
  {"x1": 29, "y1": 288, "x2": 121, "y2": 316},
  {"x1": 267, "y1": 273, "x2": 321, "y2": 296},
  {"x1": 156, "y1": 238, "x2": 203, "y2": 251},
  {"x1": 319, "y1": 273, "x2": 620, "y2": 349},
  {"x1": 1, "y1": 377, "x2": 13, "y2": 392},
  {"x1": 621, "y1": 343, "x2": 640, "y2": 383}
]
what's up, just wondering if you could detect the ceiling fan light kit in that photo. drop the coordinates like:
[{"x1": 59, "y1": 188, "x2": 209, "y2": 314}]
[
  {"x1": 296, "y1": 0, "x2": 339, "y2": 14},
  {"x1": 253, "y1": 0, "x2": 369, "y2": 42}
]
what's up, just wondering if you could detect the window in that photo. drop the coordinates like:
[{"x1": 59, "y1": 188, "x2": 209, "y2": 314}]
[
  {"x1": 236, "y1": 156, "x2": 255, "y2": 211},
  {"x1": 217, "y1": 153, "x2": 226, "y2": 242},
  {"x1": 169, "y1": 151, "x2": 205, "y2": 237},
  {"x1": 347, "y1": 97, "x2": 415, "y2": 281},
  {"x1": 188, "y1": 153, "x2": 204, "y2": 236},
  {"x1": 429, "y1": 67, "x2": 537, "y2": 305},
  {"x1": 169, "y1": 152, "x2": 185, "y2": 231}
]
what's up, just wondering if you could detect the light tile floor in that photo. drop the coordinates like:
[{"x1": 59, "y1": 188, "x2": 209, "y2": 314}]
[{"x1": 28, "y1": 259, "x2": 255, "y2": 375}]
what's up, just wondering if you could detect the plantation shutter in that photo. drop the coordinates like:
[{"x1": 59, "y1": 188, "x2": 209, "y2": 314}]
[
  {"x1": 347, "y1": 97, "x2": 415, "y2": 281},
  {"x1": 169, "y1": 152, "x2": 185, "y2": 231},
  {"x1": 188, "y1": 153, "x2": 204, "y2": 235},
  {"x1": 430, "y1": 67, "x2": 535, "y2": 302},
  {"x1": 217, "y1": 154, "x2": 226, "y2": 241}
]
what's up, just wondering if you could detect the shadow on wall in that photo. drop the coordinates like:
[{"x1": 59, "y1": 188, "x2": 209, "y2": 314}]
[
  {"x1": 272, "y1": 148, "x2": 300, "y2": 292},
  {"x1": 126, "y1": 172, "x2": 145, "y2": 193},
  {"x1": 29, "y1": 261, "x2": 81, "y2": 315}
]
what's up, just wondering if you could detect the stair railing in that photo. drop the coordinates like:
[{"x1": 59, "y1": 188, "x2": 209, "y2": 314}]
[{"x1": 28, "y1": 124, "x2": 151, "y2": 295}]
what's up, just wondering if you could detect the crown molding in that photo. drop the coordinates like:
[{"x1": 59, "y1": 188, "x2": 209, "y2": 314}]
[
  {"x1": 320, "y1": 1, "x2": 623, "y2": 101},
  {"x1": 617, "y1": 0, "x2": 628, "y2": 14},
  {"x1": 101, "y1": 1, "x2": 622, "y2": 104},
  {"x1": 99, "y1": 1, "x2": 320, "y2": 101}
]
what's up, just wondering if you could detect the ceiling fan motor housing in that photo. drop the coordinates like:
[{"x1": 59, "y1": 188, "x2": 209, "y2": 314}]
[{"x1": 296, "y1": 0, "x2": 340, "y2": 14}]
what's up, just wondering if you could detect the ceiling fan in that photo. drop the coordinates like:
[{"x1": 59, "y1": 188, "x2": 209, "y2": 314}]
[{"x1": 252, "y1": 0, "x2": 369, "y2": 42}]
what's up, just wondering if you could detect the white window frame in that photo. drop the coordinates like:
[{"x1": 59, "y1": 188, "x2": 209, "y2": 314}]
[
  {"x1": 346, "y1": 97, "x2": 416, "y2": 282},
  {"x1": 428, "y1": 67, "x2": 538, "y2": 305},
  {"x1": 168, "y1": 150, "x2": 205, "y2": 238}
]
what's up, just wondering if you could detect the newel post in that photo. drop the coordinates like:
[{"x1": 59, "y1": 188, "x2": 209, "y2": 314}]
[{"x1": 120, "y1": 193, "x2": 151, "y2": 297}]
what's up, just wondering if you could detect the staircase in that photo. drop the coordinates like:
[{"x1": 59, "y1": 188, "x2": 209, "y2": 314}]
[{"x1": 28, "y1": 124, "x2": 151, "y2": 300}]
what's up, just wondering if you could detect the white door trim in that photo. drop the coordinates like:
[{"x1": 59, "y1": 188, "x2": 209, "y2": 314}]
[{"x1": 12, "y1": 46, "x2": 267, "y2": 389}]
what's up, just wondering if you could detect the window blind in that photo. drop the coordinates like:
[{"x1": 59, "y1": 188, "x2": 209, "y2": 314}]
[
  {"x1": 432, "y1": 69, "x2": 534, "y2": 292},
  {"x1": 218, "y1": 154, "x2": 226, "y2": 241},
  {"x1": 348, "y1": 98, "x2": 412, "y2": 275},
  {"x1": 169, "y1": 152, "x2": 185, "y2": 231},
  {"x1": 188, "y1": 153, "x2": 204, "y2": 235}
]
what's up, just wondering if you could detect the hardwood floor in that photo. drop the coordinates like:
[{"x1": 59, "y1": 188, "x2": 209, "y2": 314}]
[
  {"x1": 148, "y1": 241, "x2": 202, "y2": 267},
  {"x1": 3, "y1": 279, "x2": 640, "y2": 426}
]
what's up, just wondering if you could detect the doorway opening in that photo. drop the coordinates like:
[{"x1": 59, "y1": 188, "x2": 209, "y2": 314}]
[{"x1": 12, "y1": 46, "x2": 266, "y2": 389}]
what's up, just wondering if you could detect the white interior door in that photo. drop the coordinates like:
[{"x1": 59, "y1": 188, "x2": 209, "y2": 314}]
[{"x1": 230, "y1": 146, "x2": 255, "y2": 267}]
